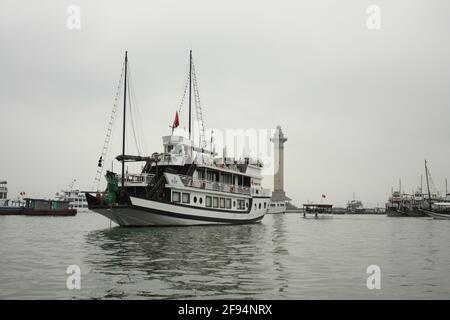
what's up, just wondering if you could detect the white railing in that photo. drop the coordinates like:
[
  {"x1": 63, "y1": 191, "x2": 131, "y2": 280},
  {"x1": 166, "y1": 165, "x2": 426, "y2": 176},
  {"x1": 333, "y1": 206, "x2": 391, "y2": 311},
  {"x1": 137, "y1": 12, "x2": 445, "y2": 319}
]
[{"x1": 178, "y1": 175, "x2": 251, "y2": 195}]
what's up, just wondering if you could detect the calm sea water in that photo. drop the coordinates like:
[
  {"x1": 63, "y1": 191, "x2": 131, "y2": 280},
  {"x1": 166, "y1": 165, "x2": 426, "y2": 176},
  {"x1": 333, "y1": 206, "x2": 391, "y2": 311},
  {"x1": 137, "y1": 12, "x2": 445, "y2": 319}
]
[{"x1": 0, "y1": 212, "x2": 449, "y2": 299}]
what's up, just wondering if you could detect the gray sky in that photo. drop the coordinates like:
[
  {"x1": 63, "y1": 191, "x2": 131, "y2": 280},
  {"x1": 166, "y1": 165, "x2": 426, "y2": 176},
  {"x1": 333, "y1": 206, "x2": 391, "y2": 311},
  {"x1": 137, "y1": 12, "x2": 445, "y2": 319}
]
[{"x1": 1, "y1": 0, "x2": 450, "y2": 207}]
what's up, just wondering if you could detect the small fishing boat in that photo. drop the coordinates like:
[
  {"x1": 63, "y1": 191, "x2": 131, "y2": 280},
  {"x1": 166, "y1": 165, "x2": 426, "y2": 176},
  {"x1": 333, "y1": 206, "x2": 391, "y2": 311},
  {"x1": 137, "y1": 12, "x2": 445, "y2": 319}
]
[
  {"x1": 420, "y1": 160, "x2": 450, "y2": 220},
  {"x1": 0, "y1": 198, "x2": 77, "y2": 216},
  {"x1": 385, "y1": 189, "x2": 407, "y2": 217},
  {"x1": 346, "y1": 198, "x2": 365, "y2": 214},
  {"x1": 302, "y1": 204, "x2": 333, "y2": 219},
  {"x1": 55, "y1": 180, "x2": 89, "y2": 211},
  {"x1": 421, "y1": 208, "x2": 450, "y2": 220}
]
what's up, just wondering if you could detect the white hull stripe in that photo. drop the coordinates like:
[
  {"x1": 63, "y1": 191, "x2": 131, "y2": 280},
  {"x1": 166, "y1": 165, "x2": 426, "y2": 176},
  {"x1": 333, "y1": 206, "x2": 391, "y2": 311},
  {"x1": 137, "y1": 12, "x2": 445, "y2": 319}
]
[{"x1": 129, "y1": 204, "x2": 265, "y2": 223}]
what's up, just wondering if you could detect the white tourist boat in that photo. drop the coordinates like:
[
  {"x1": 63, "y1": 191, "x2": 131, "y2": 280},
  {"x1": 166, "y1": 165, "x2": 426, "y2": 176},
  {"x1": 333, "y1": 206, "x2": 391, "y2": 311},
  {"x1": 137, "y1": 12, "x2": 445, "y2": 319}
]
[
  {"x1": 86, "y1": 51, "x2": 271, "y2": 226},
  {"x1": 302, "y1": 203, "x2": 333, "y2": 219},
  {"x1": 268, "y1": 201, "x2": 287, "y2": 214},
  {"x1": 55, "y1": 184, "x2": 89, "y2": 211},
  {"x1": 0, "y1": 181, "x2": 8, "y2": 207}
]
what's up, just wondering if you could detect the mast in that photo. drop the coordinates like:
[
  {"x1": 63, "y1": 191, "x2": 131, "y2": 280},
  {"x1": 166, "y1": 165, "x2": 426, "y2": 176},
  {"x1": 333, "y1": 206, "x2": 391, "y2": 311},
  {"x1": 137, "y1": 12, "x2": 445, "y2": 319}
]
[
  {"x1": 188, "y1": 50, "x2": 192, "y2": 141},
  {"x1": 425, "y1": 160, "x2": 432, "y2": 210},
  {"x1": 121, "y1": 51, "x2": 128, "y2": 190}
]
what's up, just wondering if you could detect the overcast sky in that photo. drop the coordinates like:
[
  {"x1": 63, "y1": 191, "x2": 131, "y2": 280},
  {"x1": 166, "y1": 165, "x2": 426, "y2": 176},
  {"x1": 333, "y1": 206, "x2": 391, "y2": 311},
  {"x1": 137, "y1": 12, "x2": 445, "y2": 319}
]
[{"x1": 1, "y1": 0, "x2": 450, "y2": 207}]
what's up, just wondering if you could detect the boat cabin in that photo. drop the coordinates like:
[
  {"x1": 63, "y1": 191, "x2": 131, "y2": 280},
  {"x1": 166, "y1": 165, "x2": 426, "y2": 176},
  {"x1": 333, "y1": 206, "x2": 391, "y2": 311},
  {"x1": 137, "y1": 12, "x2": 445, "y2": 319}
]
[
  {"x1": 302, "y1": 204, "x2": 333, "y2": 218},
  {"x1": 24, "y1": 198, "x2": 71, "y2": 210}
]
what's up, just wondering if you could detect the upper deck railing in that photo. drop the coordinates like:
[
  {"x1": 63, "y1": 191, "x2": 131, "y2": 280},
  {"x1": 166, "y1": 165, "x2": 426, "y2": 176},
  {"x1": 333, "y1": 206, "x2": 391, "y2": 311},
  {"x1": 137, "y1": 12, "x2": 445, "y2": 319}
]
[{"x1": 178, "y1": 175, "x2": 251, "y2": 195}]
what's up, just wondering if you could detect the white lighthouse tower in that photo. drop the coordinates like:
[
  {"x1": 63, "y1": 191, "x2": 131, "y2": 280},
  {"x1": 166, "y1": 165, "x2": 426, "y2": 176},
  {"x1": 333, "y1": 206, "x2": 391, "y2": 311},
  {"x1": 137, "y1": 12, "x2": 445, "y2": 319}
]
[{"x1": 269, "y1": 126, "x2": 294, "y2": 213}]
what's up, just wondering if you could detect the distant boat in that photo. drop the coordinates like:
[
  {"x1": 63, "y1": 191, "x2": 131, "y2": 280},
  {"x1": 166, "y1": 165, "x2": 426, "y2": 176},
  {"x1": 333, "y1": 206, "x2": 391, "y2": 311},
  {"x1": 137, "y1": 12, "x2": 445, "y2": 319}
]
[
  {"x1": 421, "y1": 160, "x2": 450, "y2": 219},
  {"x1": 302, "y1": 204, "x2": 333, "y2": 219},
  {"x1": 420, "y1": 207, "x2": 450, "y2": 220},
  {"x1": 0, "y1": 198, "x2": 77, "y2": 216},
  {"x1": 385, "y1": 190, "x2": 407, "y2": 217},
  {"x1": 55, "y1": 180, "x2": 89, "y2": 211},
  {"x1": 346, "y1": 199, "x2": 365, "y2": 214},
  {"x1": 0, "y1": 181, "x2": 8, "y2": 207}
]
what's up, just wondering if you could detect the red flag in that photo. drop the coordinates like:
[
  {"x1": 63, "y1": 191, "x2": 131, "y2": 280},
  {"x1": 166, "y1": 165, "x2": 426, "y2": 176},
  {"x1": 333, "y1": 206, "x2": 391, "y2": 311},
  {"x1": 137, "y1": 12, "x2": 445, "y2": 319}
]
[{"x1": 172, "y1": 111, "x2": 179, "y2": 129}]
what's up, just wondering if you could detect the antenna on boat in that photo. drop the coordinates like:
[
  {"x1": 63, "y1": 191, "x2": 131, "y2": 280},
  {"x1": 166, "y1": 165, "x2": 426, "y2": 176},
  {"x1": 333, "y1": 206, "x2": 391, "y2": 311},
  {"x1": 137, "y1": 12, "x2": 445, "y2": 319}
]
[
  {"x1": 425, "y1": 160, "x2": 432, "y2": 210},
  {"x1": 188, "y1": 50, "x2": 192, "y2": 141},
  {"x1": 121, "y1": 51, "x2": 128, "y2": 190}
]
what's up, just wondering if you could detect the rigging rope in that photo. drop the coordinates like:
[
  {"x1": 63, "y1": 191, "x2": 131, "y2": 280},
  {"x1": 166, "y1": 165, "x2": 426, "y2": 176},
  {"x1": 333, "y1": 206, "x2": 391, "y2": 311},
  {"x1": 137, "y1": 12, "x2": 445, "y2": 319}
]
[
  {"x1": 191, "y1": 59, "x2": 206, "y2": 148},
  {"x1": 91, "y1": 60, "x2": 125, "y2": 191},
  {"x1": 127, "y1": 64, "x2": 141, "y2": 156}
]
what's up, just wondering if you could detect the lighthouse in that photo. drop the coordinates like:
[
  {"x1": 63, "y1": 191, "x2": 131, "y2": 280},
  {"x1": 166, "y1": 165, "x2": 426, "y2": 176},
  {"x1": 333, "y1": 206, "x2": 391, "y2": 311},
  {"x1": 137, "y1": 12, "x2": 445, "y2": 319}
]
[{"x1": 269, "y1": 126, "x2": 294, "y2": 213}]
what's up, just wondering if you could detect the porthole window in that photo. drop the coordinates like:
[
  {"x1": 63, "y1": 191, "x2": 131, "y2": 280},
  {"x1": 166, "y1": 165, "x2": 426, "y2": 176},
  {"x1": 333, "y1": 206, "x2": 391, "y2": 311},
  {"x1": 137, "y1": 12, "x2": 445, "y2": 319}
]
[
  {"x1": 199, "y1": 197, "x2": 203, "y2": 205},
  {"x1": 193, "y1": 196, "x2": 197, "y2": 203},
  {"x1": 233, "y1": 201, "x2": 236, "y2": 207},
  {"x1": 246, "y1": 202, "x2": 249, "y2": 208},
  {"x1": 264, "y1": 202, "x2": 267, "y2": 209},
  {"x1": 259, "y1": 203, "x2": 261, "y2": 209}
]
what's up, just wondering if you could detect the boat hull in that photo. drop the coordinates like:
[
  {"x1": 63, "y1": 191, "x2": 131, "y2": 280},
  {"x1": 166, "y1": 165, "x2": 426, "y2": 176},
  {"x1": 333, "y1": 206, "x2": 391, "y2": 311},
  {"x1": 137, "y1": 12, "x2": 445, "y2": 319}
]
[
  {"x1": 420, "y1": 209, "x2": 450, "y2": 220},
  {"x1": 386, "y1": 208, "x2": 408, "y2": 217},
  {"x1": 302, "y1": 213, "x2": 333, "y2": 219},
  {"x1": 87, "y1": 194, "x2": 267, "y2": 227},
  {"x1": 0, "y1": 208, "x2": 77, "y2": 216},
  {"x1": 404, "y1": 208, "x2": 428, "y2": 217}
]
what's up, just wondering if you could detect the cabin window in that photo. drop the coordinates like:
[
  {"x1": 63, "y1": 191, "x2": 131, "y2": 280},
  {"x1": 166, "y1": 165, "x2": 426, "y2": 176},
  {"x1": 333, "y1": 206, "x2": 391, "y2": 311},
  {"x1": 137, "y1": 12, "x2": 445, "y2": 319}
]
[
  {"x1": 206, "y1": 196, "x2": 212, "y2": 207},
  {"x1": 182, "y1": 193, "x2": 190, "y2": 204},
  {"x1": 246, "y1": 202, "x2": 249, "y2": 208},
  {"x1": 225, "y1": 198, "x2": 231, "y2": 209},
  {"x1": 264, "y1": 202, "x2": 267, "y2": 209},
  {"x1": 213, "y1": 197, "x2": 219, "y2": 208},
  {"x1": 259, "y1": 203, "x2": 261, "y2": 209},
  {"x1": 233, "y1": 201, "x2": 236, "y2": 208},
  {"x1": 220, "y1": 198, "x2": 225, "y2": 208},
  {"x1": 199, "y1": 197, "x2": 203, "y2": 205},
  {"x1": 193, "y1": 196, "x2": 197, "y2": 203},
  {"x1": 172, "y1": 191, "x2": 181, "y2": 203},
  {"x1": 238, "y1": 200, "x2": 245, "y2": 210}
]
